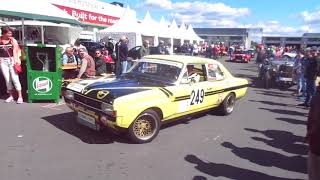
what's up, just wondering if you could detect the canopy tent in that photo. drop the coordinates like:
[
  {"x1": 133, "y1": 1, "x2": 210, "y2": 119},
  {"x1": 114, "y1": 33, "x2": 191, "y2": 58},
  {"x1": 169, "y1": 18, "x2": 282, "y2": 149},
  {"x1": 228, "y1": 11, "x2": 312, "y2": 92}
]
[
  {"x1": 5, "y1": 20, "x2": 82, "y2": 45},
  {"x1": 0, "y1": 0, "x2": 79, "y2": 44},
  {"x1": 187, "y1": 24, "x2": 202, "y2": 43},
  {"x1": 169, "y1": 19, "x2": 181, "y2": 40},
  {"x1": 139, "y1": 11, "x2": 159, "y2": 37},
  {"x1": 179, "y1": 22, "x2": 189, "y2": 43},
  {"x1": 97, "y1": 6, "x2": 142, "y2": 49}
]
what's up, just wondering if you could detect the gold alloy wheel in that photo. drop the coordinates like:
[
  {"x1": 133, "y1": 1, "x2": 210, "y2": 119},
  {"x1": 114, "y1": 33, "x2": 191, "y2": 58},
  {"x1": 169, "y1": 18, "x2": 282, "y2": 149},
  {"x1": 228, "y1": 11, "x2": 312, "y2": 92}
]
[{"x1": 133, "y1": 117, "x2": 155, "y2": 140}]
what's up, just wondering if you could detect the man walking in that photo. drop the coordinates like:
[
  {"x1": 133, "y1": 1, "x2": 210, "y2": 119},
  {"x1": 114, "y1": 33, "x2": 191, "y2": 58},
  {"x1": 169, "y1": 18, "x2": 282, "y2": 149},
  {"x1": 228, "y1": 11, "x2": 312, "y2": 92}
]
[{"x1": 306, "y1": 82, "x2": 320, "y2": 180}]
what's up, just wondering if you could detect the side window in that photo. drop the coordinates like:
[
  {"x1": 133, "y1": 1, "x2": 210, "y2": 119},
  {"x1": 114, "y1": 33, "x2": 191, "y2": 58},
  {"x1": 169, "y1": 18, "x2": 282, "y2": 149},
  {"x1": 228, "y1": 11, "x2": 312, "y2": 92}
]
[
  {"x1": 207, "y1": 64, "x2": 225, "y2": 81},
  {"x1": 187, "y1": 64, "x2": 207, "y2": 82}
]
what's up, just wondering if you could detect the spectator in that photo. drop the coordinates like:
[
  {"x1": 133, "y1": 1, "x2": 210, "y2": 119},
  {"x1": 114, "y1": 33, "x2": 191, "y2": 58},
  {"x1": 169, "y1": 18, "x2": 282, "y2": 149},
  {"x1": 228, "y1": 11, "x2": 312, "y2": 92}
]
[
  {"x1": 115, "y1": 36, "x2": 129, "y2": 76},
  {"x1": 94, "y1": 49, "x2": 106, "y2": 76},
  {"x1": 106, "y1": 37, "x2": 115, "y2": 55},
  {"x1": 77, "y1": 48, "x2": 96, "y2": 79},
  {"x1": 74, "y1": 39, "x2": 86, "y2": 53},
  {"x1": 0, "y1": 27, "x2": 23, "y2": 104},
  {"x1": 306, "y1": 81, "x2": 320, "y2": 180},
  {"x1": 139, "y1": 40, "x2": 150, "y2": 58},
  {"x1": 62, "y1": 47, "x2": 77, "y2": 65},
  {"x1": 293, "y1": 53, "x2": 306, "y2": 97},
  {"x1": 299, "y1": 48, "x2": 319, "y2": 107},
  {"x1": 102, "y1": 49, "x2": 114, "y2": 73},
  {"x1": 156, "y1": 40, "x2": 166, "y2": 55}
]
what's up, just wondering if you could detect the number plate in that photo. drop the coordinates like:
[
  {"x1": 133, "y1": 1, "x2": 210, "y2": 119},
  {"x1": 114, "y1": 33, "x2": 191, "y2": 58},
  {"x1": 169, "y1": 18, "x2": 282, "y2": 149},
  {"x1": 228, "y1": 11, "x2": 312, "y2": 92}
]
[{"x1": 78, "y1": 112, "x2": 96, "y2": 125}]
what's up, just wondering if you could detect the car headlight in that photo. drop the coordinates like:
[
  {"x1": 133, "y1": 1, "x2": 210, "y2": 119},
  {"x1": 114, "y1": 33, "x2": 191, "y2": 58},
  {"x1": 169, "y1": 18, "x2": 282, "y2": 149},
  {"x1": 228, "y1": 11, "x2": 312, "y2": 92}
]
[
  {"x1": 101, "y1": 102, "x2": 114, "y2": 113},
  {"x1": 64, "y1": 90, "x2": 74, "y2": 100}
]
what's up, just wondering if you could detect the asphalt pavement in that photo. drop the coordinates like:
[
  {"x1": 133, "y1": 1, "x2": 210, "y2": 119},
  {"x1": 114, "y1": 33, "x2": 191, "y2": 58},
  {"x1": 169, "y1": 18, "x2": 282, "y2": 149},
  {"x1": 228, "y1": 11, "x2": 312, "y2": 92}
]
[{"x1": 0, "y1": 57, "x2": 309, "y2": 180}]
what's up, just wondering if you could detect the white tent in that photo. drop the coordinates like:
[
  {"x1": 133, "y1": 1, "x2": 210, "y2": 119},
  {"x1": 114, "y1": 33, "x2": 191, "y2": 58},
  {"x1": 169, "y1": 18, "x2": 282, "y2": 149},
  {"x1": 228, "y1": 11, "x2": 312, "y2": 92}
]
[
  {"x1": 5, "y1": 20, "x2": 82, "y2": 45},
  {"x1": 169, "y1": 19, "x2": 181, "y2": 40},
  {"x1": 187, "y1": 24, "x2": 202, "y2": 43},
  {"x1": 179, "y1": 21, "x2": 189, "y2": 43},
  {"x1": 140, "y1": 11, "x2": 159, "y2": 37},
  {"x1": 97, "y1": 7, "x2": 142, "y2": 48},
  {"x1": 0, "y1": 0, "x2": 79, "y2": 44},
  {"x1": 158, "y1": 16, "x2": 171, "y2": 38}
]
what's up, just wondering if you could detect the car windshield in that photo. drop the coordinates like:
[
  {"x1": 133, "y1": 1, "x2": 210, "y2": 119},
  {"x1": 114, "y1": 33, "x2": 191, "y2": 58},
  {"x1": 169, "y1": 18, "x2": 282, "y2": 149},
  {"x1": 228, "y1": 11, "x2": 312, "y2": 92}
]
[{"x1": 126, "y1": 60, "x2": 183, "y2": 84}]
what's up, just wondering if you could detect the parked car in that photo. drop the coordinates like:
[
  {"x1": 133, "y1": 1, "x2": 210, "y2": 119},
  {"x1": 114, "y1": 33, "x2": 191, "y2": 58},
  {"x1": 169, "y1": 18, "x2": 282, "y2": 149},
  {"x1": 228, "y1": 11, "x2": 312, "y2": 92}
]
[
  {"x1": 80, "y1": 40, "x2": 105, "y2": 57},
  {"x1": 231, "y1": 49, "x2": 252, "y2": 63},
  {"x1": 62, "y1": 55, "x2": 249, "y2": 143},
  {"x1": 246, "y1": 49, "x2": 255, "y2": 58},
  {"x1": 258, "y1": 57, "x2": 295, "y2": 89}
]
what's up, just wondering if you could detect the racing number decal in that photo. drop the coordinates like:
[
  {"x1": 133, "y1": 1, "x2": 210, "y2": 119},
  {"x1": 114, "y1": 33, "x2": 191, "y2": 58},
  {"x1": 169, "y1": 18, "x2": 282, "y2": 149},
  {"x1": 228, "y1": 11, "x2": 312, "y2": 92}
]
[{"x1": 190, "y1": 89, "x2": 204, "y2": 105}]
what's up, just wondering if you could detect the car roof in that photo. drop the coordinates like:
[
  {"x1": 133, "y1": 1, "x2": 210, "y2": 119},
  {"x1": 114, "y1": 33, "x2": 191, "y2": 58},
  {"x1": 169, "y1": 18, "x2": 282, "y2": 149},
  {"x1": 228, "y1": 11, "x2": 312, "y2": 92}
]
[{"x1": 144, "y1": 55, "x2": 218, "y2": 65}]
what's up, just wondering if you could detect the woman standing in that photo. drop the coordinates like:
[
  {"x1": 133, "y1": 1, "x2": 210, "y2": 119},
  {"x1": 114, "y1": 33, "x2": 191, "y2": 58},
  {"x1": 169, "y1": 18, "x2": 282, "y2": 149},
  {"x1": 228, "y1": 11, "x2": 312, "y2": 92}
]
[{"x1": 0, "y1": 27, "x2": 23, "y2": 104}]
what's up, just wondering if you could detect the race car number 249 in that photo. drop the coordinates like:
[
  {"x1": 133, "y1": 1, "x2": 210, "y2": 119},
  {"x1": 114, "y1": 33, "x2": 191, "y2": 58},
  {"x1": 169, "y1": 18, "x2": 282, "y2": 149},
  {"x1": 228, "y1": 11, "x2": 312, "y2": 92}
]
[{"x1": 190, "y1": 89, "x2": 204, "y2": 105}]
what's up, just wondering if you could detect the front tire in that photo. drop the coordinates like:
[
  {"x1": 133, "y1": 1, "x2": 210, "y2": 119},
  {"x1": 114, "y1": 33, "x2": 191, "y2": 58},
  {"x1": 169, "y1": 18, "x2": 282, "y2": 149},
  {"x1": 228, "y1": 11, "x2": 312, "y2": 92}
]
[
  {"x1": 217, "y1": 93, "x2": 236, "y2": 115},
  {"x1": 127, "y1": 110, "x2": 161, "y2": 144}
]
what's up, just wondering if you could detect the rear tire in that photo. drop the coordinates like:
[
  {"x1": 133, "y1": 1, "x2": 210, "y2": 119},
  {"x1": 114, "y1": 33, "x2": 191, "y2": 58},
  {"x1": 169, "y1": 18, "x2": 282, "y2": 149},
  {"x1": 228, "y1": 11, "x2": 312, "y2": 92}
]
[
  {"x1": 127, "y1": 110, "x2": 161, "y2": 144},
  {"x1": 217, "y1": 93, "x2": 236, "y2": 115}
]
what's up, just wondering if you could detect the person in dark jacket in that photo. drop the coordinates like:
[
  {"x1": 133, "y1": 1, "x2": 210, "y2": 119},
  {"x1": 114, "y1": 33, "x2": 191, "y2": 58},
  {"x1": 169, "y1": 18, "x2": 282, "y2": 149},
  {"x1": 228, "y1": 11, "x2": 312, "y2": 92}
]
[
  {"x1": 115, "y1": 36, "x2": 129, "y2": 76},
  {"x1": 94, "y1": 49, "x2": 106, "y2": 76},
  {"x1": 299, "y1": 49, "x2": 319, "y2": 107},
  {"x1": 306, "y1": 82, "x2": 320, "y2": 180},
  {"x1": 156, "y1": 40, "x2": 166, "y2": 55}
]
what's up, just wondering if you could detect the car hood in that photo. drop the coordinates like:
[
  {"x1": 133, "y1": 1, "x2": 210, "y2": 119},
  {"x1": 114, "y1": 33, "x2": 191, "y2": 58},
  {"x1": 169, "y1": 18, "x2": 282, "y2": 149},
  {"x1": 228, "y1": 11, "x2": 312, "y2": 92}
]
[{"x1": 67, "y1": 77, "x2": 162, "y2": 103}]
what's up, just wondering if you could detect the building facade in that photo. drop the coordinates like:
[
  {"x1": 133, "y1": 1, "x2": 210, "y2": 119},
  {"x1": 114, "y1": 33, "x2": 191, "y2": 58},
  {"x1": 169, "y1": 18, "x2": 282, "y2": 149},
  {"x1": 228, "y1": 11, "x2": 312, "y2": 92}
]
[
  {"x1": 194, "y1": 28, "x2": 263, "y2": 48},
  {"x1": 262, "y1": 33, "x2": 320, "y2": 48},
  {"x1": 48, "y1": 0, "x2": 133, "y2": 40}
]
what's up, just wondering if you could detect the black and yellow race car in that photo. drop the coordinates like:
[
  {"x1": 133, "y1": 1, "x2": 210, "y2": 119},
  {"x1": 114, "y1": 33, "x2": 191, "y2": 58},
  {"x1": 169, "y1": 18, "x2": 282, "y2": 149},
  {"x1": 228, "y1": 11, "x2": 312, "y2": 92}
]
[{"x1": 63, "y1": 55, "x2": 248, "y2": 143}]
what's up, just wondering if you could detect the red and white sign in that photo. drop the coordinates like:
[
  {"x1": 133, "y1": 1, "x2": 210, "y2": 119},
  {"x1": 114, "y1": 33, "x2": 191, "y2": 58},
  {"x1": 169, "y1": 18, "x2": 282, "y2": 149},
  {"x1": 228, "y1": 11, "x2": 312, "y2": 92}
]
[{"x1": 54, "y1": 4, "x2": 119, "y2": 26}]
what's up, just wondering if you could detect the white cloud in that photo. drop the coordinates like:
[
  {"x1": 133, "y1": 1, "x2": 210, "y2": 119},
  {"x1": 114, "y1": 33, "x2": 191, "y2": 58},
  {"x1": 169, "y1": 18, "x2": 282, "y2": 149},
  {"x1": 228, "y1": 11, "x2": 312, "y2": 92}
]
[
  {"x1": 238, "y1": 21, "x2": 315, "y2": 36},
  {"x1": 301, "y1": 9, "x2": 320, "y2": 25},
  {"x1": 140, "y1": 0, "x2": 249, "y2": 27},
  {"x1": 143, "y1": 0, "x2": 172, "y2": 9}
]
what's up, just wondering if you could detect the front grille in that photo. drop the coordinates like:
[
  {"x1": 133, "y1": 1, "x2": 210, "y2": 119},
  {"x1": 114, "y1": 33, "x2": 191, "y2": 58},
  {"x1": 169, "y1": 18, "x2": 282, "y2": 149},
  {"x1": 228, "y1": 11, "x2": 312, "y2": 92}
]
[
  {"x1": 236, "y1": 56, "x2": 243, "y2": 59},
  {"x1": 278, "y1": 65, "x2": 293, "y2": 78},
  {"x1": 74, "y1": 93, "x2": 102, "y2": 110}
]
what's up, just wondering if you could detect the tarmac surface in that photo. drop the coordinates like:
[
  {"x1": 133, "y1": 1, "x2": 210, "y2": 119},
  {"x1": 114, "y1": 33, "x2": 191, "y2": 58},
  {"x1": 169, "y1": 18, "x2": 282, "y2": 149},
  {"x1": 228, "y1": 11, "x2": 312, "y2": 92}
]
[{"x1": 0, "y1": 57, "x2": 308, "y2": 180}]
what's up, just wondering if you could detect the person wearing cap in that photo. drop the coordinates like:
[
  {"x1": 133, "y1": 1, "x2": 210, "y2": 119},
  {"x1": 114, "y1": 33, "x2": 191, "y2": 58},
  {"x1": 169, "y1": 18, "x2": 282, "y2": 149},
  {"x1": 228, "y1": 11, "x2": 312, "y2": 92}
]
[
  {"x1": 306, "y1": 81, "x2": 320, "y2": 180},
  {"x1": 115, "y1": 36, "x2": 129, "y2": 76},
  {"x1": 139, "y1": 40, "x2": 150, "y2": 59}
]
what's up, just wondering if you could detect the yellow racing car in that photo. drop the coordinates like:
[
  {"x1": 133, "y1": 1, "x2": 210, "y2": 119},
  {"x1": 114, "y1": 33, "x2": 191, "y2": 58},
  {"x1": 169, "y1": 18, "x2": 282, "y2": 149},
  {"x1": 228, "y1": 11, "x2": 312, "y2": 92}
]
[{"x1": 62, "y1": 55, "x2": 249, "y2": 143}]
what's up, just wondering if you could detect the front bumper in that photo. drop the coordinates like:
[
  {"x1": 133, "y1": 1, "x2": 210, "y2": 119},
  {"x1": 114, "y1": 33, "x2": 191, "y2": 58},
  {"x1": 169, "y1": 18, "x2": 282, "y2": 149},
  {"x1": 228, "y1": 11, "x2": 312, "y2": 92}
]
[{"x1": 65, "y1": 98, "x2": 120, "y2": 131}]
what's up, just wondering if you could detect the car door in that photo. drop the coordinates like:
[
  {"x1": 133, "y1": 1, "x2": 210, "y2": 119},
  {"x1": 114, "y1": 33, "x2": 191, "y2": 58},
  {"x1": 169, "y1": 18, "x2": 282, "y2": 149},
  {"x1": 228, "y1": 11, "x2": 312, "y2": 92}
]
[
  {"x1": 203, "y1": 63, "x2": 228, "y2": 107},
  {"x1": 164, "y1": 63, "x2": 211, "y2": 116}
]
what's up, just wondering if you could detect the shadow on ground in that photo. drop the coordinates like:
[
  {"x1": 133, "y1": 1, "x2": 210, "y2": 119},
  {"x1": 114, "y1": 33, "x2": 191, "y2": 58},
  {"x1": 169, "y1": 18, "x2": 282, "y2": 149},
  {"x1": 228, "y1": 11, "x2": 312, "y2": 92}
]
[
  {"x1": 259, "y1": 107, "x2": 307, "y2": 117},
  {"x1": 42, "y1": 112, "x2": 129, "y2": 144},
  {"x1": 275, "y1": 117, "x2": 307, "y2": 125},
  {"x1": 185, "y1": 154, "x2": 302, "y2": 180},
  {"x1": 245, "y1": 128, "x2": 308, "y2": 155},
  {"x1": 221, "y1": 142, "x2": 307, "y2": 174}
]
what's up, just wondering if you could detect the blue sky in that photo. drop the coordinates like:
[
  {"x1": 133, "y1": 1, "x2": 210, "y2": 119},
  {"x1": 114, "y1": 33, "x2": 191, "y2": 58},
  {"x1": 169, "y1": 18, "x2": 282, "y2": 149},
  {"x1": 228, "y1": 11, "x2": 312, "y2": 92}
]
[{"x1": 103, "y1": 0, "x2": 320, "y2": 36}]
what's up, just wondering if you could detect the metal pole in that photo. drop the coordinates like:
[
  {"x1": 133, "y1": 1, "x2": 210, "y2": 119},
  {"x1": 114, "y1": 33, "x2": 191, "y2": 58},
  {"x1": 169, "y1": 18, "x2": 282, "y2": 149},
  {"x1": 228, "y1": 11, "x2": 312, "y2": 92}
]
[
  {"x1": 41, "y1": 25, "x2": 44, "y2": 44},
  {"x1": 22, "y1": 18, "x2": 25, "y2": 45}
]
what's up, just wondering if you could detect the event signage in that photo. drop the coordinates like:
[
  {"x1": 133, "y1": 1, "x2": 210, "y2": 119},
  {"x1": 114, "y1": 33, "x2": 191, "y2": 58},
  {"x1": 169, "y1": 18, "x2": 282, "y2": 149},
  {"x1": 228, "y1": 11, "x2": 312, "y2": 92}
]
[
  {"x1": 54, "y1": 4, "x2": 119, "y2": 26},
  {"x1": 32, "y1": 77, "x2": 53, "y2": 94}
]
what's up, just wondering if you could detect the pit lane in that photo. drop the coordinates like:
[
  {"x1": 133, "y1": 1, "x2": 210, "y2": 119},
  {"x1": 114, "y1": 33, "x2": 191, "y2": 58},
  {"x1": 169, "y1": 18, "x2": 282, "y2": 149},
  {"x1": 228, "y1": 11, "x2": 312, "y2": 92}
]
[{"x1": 0, "y1": 57, "x2": 308, "y2": 180}]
